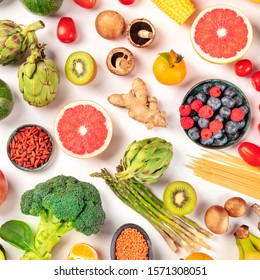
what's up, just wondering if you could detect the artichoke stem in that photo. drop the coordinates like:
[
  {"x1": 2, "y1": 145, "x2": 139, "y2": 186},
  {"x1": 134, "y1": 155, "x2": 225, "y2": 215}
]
[
  {"x1": 21, "y1": 20, "x2": 45, "y2": 36},
  {"x1": 26, "y1": 31, "x2": 46, "y2": 62}
]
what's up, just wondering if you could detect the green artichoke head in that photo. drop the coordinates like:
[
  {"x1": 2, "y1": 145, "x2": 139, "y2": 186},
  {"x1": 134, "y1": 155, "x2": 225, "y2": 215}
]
[
  {"x1": 116, "y1": 137, "x2": 173, "y2": 184},
  {"x1": 18, "y1": 32, "x2": 59, "y2": 107},
  {"x1": 0, "y1": 20, "x2": 44, "y2": 65}
]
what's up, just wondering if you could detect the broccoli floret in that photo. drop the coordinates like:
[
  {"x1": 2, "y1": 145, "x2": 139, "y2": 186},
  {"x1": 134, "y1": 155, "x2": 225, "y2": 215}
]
[{"x1": 19, "y1": 175, "x2": 105, "y2": 260}]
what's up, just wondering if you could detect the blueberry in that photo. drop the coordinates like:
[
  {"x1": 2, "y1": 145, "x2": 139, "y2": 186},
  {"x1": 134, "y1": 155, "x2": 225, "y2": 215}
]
[
  {"x1": 224, "y1": 87, "x2": 236, "y2": 97},
  {"x1": 212, "y1": 129, "x2": 224, "y2": 139},
  {"x1": 225, "y1": 120, "x2": 239, "y2": 134},
  {"x1": 192, "y1": 115, "x2": 199, "y2": 123},
  {"x1": 219, "y1": 106, "x2": 231, "y2": 118},
  {"x1": 207, "y1": 97, "x2": 221, "y2": 111},
  {"x1": 196, "y1": 91, "x2": 207, "y2": 103},
  {"x1": 227, "y1": 131, "x2": 241, "y2": 141},
  {"x1": 200, "y1": 137, "x2": 214, "y2": 146},
  {"x1": 240, "y1": 105, "x2": 249, "y2": 115},
  {"x1": 198, "y1": 117, "x2": 210, "y2": 128},
  {"x1": 237, "y1": 119, "x2": 246, "y2": 129},
  {"x1": 187, "y1": 95, "x2": 196, "y2": 104},
  {"x1": 214, "y1": 81, "x2": 227, "y2": 91},
  {"x1": 221, "y1": 96, "x2": 236, "y2": 108},
  {"x1": 188, "y1": 127, "x2": 200, "y2": 140},
  {"x1": 213, "y1": 135, "x2": 228, "y2": 146},
  {"x1": 233, "y1": 95, "x2": 243, "y2": 106},
  {"x1": 202, "y1": 82, "x2": 213, "y2": 94},
  {"x1": 214, "y1": 114, "x2": 224, "y2": 122}
]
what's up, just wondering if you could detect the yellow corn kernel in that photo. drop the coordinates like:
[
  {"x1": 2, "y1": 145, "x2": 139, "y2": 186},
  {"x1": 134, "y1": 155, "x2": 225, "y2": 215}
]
[{"x1": 151, "y1": 0, "x2": 196, "y2": 25}]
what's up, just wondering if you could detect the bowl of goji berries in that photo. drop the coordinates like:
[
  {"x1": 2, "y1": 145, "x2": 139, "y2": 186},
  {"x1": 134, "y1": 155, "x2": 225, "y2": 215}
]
[
  {"x1": 179, "y1": 79, "x2": 251, "y2": 148},
  {"x1": 7, "y1": 124, "x2": 55, "y2": 171}
]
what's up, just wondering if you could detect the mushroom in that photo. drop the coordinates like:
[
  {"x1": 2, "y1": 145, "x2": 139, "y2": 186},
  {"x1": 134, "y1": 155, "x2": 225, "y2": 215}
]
[
  {"x1": 106, "y1": 47, "x2": 135, "y2": 76},
  {"x1": 95, "y1": 10, "x2": 126, "y2": 40},
  {"x1": 126, "y1": 18, "x2": 156, "y2": 48}
]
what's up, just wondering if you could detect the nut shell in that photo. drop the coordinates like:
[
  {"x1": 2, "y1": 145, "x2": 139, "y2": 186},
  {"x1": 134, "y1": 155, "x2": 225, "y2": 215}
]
[
  {"x1": 95, "y1": 10, "x2": 125, "y2": 40},
  {"x1": 106, "y1": 47, "x2": 135, "y2": 76}
]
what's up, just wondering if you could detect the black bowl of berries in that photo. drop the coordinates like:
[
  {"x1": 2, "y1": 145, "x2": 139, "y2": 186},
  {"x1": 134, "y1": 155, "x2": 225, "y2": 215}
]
[{"x1": 179, "y1": 79, "x2": 251, "y2": 149}]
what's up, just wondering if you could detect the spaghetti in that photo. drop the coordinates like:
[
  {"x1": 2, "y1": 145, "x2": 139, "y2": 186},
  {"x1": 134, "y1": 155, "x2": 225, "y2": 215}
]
[{"x1": 186, "y1": 150, "x2": 260, "y2": 200}]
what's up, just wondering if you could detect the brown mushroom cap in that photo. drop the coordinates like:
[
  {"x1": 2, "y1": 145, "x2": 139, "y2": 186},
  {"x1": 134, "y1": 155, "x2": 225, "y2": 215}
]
[
  {"x1": 106, "y1": 47, "x2": 135, "y2": 76},
  {"x1": 95, "y1": 10, "x2": 126, "y2": 40},
  {"x1": 126, "y1": 18, "x2": 156, "y2": 48}
]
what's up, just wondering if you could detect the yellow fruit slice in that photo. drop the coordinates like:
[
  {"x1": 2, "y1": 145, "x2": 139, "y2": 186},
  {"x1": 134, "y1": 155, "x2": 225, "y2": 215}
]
[
  {"x1": 67, "y1": 243, "x2": 98, "y2": 260},
  {"x1": 184, "y1": 252, "x2": 214, "y2": 260}
]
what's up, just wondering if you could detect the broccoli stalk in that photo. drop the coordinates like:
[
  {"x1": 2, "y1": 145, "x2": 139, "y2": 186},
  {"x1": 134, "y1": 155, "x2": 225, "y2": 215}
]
[{"x1": 0, "y1": 175, "x2": 106, "y2": 260}]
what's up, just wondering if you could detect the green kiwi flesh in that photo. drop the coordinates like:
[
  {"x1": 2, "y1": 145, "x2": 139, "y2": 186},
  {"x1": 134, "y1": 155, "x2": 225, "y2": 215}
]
[
  {"x1": 65, "y1": 51, "x2": 97, "y2": 86},
  {"x1": 163, "y1": 181, "x2": 197, "y2": 216}
]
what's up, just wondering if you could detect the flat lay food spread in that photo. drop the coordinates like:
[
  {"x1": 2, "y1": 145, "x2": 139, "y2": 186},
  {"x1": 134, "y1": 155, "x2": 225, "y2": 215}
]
[{"x1": 0, "y1": 0, "x2": 260, "y2": 260}]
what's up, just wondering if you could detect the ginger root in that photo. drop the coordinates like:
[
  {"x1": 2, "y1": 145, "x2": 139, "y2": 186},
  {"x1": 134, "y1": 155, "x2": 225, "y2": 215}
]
[{"x1": 108, "y1": 77, "x2": 167, "y2": 129}]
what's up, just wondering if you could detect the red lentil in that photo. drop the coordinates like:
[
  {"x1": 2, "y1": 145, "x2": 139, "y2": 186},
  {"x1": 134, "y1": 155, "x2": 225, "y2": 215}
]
[
  {"x1": 9, "y1": 125, "x2": 53, "y2": 170},
  {"x1": 115, "y1": 227, "x2": 149, "y2": 260}
]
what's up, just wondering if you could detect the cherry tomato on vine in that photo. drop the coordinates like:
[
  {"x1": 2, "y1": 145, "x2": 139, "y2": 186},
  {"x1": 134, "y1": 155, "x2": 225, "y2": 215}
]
[
  {"x1": 238, "y1": 142, "x2": 260, "y2": 167},
  {"x1": 234, "y1": 59, "x2": 253, "y2": 77},
  {"x1": 251, "y1": 71, "x2": 260, "y2": 91},
  {"x1": 73, "y1": 0, "x2": 96, "y2": 8},
  {"x1": 119, "y1": 0, "x2": 136, "y2": 5},
  {"x1": 57, "y1": 17, "x2": 77, "y2": 43}
]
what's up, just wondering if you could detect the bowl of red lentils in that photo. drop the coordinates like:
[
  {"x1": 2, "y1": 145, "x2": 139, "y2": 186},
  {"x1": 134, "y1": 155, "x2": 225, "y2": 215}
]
[
  {"x1": 110, "y1": 223, "x2": 152, "y2": 260},
  {"x1": 7, "y1": 124, "x2": 55, "y2": 172}
]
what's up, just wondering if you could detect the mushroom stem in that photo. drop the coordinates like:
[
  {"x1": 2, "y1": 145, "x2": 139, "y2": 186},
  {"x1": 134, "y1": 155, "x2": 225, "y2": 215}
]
[
  {"x1": 115, "y1": 57, "x2": 130, "y2": 71},
  {"x1": 137, "y1": 29, "x2": 153, "y2": 39}
]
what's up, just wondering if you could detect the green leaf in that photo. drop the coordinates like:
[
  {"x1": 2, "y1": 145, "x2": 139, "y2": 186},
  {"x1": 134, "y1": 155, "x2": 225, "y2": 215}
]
[
  {"x1": 159, "y1": 52, "x2": 171, "y2": 63},
  {"x1": 0, "y1": 220, "x2": 35, "y2": 252}
]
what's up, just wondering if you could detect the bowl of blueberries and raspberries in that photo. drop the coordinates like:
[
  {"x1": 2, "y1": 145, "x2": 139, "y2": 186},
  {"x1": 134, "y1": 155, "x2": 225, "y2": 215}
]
[{"x1": 179, "y1": 79, "x2": 251, "y2": 148}]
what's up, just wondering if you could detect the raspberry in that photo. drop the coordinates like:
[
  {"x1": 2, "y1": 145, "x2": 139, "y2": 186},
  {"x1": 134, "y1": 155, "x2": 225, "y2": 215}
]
[
  {"x1": 199, "y1": 105, "x2": 214, "y2": 118},
  {"x1": 179, "y1": 104, "x2": 191, "y2": 116},
  {"x1": 209, "y1": 86, "x2": 222, "y2": 97},
  {"x1": 180, "y1": 117, "x2": 194, "y2": 130},
  {"x1": 191, "y1": 99, "x2": 203, "y2": 112},
  {"x1": 209, "y1": 120, "x2": 223, "y2": 133},
  {"x1": 200, "y1": 128, "x2": 213, "y2": 140},
  {"x1": 230, "y1": 108, "x2": 245, "y2": 122}
]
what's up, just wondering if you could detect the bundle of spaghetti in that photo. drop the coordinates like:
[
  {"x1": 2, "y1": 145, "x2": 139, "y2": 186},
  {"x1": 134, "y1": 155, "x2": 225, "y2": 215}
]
[{"x1": 186, "y1": 150, "x2": 260, "y2": 200}]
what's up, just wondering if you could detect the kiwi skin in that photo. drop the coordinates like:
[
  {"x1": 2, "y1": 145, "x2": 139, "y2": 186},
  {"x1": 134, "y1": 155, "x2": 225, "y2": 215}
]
[
  {"x1": 163, "y1": 181, "x2": 197, "y2": 216},
  {"x1": 65, "y1": 51, "x2": 97, "y2": 86}
]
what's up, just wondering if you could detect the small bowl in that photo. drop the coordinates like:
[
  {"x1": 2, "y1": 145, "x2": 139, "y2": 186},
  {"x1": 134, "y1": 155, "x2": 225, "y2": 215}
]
[
  {"x1": 7, "y1": 124, "x2": 55, "y2": 172},
  {"x1": 180, "y1": 79, "x2": 251, "y2": 149},
  {"x1": 110, "y1": 223, "x2": 152, "y2": 260}
]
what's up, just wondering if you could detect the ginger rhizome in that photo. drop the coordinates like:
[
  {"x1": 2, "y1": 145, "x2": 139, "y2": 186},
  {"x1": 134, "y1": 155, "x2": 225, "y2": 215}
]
[{"x1": 108, "y1": 77, "x2": 167, "y2": 129}]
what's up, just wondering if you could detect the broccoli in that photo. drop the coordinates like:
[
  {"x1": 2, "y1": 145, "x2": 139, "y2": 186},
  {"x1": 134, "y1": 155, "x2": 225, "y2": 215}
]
[{"x1": 0, "y1": 175, "x2": 105, "y2": 260}]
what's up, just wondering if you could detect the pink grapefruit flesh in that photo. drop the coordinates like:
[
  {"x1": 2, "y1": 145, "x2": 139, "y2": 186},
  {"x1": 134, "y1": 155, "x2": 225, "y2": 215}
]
[
  {"x1": 190, "y1": 5, "x2": 253, "y2": 64},
  {"x1": 54, "y1": 100, "x2": 113, "y2": 159}
]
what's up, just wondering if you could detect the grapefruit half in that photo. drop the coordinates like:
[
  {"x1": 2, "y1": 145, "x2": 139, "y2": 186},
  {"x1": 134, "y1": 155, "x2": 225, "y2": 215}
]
[
  {"x1": 54, "y1": 100, "x2": 113, "y2": 159},
  {"x1": 190, "y1": 5, "x2": 253, "y2": 64}
]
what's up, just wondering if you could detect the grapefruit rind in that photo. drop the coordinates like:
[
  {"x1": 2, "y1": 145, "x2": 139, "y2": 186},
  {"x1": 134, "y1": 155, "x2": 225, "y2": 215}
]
[
  {"x1": 190, "y1": 5, "x2": 253, "y2": 64},
  {"x1": 54, "y1": 100, "x2": 113, "y2": 159}
]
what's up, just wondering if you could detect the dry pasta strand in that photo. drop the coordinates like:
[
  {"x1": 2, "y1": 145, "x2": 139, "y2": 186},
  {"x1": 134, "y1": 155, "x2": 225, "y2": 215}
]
[{"x1": 186, "y1": 150, "x2": 260, "y2": 200}]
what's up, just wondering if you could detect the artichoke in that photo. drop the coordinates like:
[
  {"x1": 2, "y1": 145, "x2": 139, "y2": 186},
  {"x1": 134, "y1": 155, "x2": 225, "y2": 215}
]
[
  {"x1": 18, "y1": 31, "x2": 59, "y2": 107},
  {"x1": 0, "y1": 20, "x2": 44, "y2": 65},
  {"x1": 116, "y1": 137, "x2": 173, "y2": 184}
]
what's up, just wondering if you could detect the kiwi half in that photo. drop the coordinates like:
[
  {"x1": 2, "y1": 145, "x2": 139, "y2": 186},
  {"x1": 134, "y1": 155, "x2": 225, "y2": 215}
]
[
  {"x1": 163, "y1": 181, "x2": 197, "y2": 216},
  {"x1": 65, "y1": 51, "x2": 97, "y2": 86}
]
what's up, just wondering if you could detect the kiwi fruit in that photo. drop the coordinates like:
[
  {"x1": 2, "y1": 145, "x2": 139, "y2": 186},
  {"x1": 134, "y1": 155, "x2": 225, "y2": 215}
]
[
  {"x1": 65, "y1": 51, "x2": 97, "y2": 86},
  {"x1": 163, "y1": 181, "x2": 197, "y2": 216}
]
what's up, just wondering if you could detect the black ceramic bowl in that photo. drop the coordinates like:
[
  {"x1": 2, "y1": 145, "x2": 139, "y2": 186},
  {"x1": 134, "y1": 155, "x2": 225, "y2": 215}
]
[
  {"x1": 110, "y1": 223, "x2": 152, "y2": 260},
  {"x1": 180, "y1": 79, "x2": 251, "y2": 149},
  {"x1": 7, "y1": 124, "x2": 55, "y2": 172}
]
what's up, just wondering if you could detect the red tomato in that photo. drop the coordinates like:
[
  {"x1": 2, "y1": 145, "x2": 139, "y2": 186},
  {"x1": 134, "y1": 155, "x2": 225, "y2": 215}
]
[
  {"x1": 0, "y1": 170, "x2": 8, "y2": 206},
  {"x1": 73, "y1": 0, "x2": 96, "y2": 8},
  {"x1": 119, "y1": 0, "x2": 136, "y2": 4},
  {"x1": 238, "y1": 142, "x2": 260, "y2": 167},
  {"x1": 57, "y1": 17, "x2": 77, "y2": 43},
  {"x1": 251, "y1": 71, "x2": 260, "y2": 91},
  {"x1": 234, "y1": 59, "x2": 253, "y2": 77}
]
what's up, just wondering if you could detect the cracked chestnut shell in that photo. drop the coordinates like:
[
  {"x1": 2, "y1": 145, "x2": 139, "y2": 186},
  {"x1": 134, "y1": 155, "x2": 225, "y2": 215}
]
[
  {"x1": 106, "y1": 47, "x2": 135, "y2": 76},
  {"x1": 126, "y1": 18, "x2": 156, "y2": 48}
]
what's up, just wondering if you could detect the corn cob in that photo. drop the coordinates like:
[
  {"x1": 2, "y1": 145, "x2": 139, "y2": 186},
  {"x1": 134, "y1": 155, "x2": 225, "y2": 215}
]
[{"x1": 151, "y1": 0, "x2": 196, "y2": 25}]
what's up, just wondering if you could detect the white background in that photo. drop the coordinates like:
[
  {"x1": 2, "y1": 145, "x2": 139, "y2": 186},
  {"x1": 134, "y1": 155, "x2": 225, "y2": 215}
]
[{"x1": 0, "y1": 0, "x2": 260, "y2": 261}]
